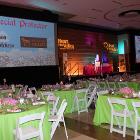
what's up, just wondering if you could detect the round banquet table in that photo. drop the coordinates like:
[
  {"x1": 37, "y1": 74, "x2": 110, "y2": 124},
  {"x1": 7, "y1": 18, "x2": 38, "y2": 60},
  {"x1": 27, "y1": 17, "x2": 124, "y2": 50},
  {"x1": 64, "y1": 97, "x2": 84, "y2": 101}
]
[{"x1": 0, "y1": 104, "x2": 51, "y2": 140}]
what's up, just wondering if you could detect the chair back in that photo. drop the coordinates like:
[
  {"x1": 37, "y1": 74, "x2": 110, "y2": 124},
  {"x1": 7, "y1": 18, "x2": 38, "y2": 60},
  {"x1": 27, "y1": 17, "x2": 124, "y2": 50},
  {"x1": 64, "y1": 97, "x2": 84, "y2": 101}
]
[
  {"x1": 118, "y1": 82, "x2": 128, "y2": 89},
  {"x1": 51, "y1": 100, "x2": 67, "y2": 139},
  {"x1": 56, "y1": 99, "x2": 67, "y2": 116},
  {"x1": 47, "y1": 94, "x2": 57, "y2": 102},
  {"x1": 75, "y1": 88, "x2": 87, "y2": 94},
  {"x1": 29, "y1": 87, "x2": 37, "y2": 95},
  {"x1": 97, "y1": 81, "x2": 108, "y2": 91},
  {"x1": 108, "y1": 98, "x2": 128, "y2": 112},
  {"x1": 17, "y1": 112, "x2": 45, "y2": 137},
  {"x1": 51, "y1": 97, "x2": 60, "y2": 115},
  {"x1": 106, "y1": 81, "x2": 117, "y2": 90},
  {"x1": 17, "y1": 87, "x2": 22, "y2": 95},
  {"x1": 132, "y1": 102, "x2": 140, "y2": 117},
  {"x1": 87, "y1": 86, "x2": 97, "y2": 108},
  {"x1": 18, "y1": 112, "x2": 45, "y2": 125},
  {"x1": 86, "y1": 84, "x2": 97, "y2": 93},
  {"x1": 11, "y1": 84, "x2": 16, "y2": 93},
  {"x1": 21, "y1": 85, "x2": 28, "y2": 95},
  {"x1": 75, "y1": 88, "x2": 87, "y2": 101},
  {"x1": 44, "y1": 91, "x2": 54, "y2": 96},
  {"x1": 23, "y1": 85, "x2": 28, "y2": 91}
]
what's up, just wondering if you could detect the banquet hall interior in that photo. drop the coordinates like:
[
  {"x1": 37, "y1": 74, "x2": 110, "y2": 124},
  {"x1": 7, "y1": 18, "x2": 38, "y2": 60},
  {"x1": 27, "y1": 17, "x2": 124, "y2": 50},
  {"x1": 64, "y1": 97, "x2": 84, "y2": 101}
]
[{"x1": 0, "y1": 0, "x2": 140, "y2": 140}]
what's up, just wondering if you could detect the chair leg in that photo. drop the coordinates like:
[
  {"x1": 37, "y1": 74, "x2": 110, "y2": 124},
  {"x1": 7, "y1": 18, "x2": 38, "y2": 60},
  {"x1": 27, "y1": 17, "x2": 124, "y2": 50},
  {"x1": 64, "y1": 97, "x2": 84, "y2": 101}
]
[
  {"x1": 71, "y1": 96, "x2": 76, "y2": 113},
  {"x1": 115, "y1": 116, "x2": 121, "y2": 129},
  {"x1": 76, "y1": 98, "x2": 80, "y2": 115},
  {"x1": 85, "y1": 99, "x2": 88, "y2": 112},
  {"x1": 62, "y1": 117, "x2": 68, "y2": 140},
  {"x1": 110, "y1": 114, "x2": 113, "y2": 133},
  {"x1": 134, "y1": 120, "x2": 138, "y2": 140},
  {"x1": 123, "y1": 115, "x2": 126, "y2": 137},
  {"x1": 39, "y1": 132, "x2": 44, "y2": 140}
]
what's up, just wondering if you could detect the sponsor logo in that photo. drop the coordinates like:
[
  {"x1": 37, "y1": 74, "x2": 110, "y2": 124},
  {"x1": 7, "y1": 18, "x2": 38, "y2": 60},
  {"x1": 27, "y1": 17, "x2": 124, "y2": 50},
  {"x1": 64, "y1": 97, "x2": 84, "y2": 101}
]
[{"x1": 20, "y1": 36, "x2": 47, "y2": 48}]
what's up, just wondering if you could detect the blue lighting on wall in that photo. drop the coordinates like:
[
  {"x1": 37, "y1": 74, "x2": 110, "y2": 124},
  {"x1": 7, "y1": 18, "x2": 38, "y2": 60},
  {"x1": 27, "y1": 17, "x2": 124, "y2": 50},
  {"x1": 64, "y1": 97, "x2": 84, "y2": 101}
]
[{"x1": 118, "y1": 41, "x2": 124, "y2": 54}]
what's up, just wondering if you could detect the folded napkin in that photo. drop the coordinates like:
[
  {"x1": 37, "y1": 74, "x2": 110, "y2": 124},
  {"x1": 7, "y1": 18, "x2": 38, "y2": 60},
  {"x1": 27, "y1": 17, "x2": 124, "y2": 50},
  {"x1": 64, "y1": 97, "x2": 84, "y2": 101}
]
[{"x1": 32, "y1": 101, "x2": 46, "y2": 106}]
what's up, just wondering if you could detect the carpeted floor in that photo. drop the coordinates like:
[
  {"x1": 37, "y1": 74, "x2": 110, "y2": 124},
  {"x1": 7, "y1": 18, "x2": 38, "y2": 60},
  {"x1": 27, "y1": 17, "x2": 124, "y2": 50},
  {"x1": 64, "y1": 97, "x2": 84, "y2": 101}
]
[
  {"x1": 52, "y1": 127, "x2": 96, "y2": 140},
  {"x1": 101, "y1": 124, "x2": 134, "y2": 137},
  {"x1": 51, "y1": 108, "x2": 134, "y2": 140}
]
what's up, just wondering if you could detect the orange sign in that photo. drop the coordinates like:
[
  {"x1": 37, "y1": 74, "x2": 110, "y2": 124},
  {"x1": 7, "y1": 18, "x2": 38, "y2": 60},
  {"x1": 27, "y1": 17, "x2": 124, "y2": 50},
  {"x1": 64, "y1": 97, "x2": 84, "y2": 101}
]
[
  {"x1": 20, "y1": 36, "x2": 47, "y2": 48},
  {"x1": 103, "y1": 42, "x2": 117, "y2": 52},
  {"x1": 58, "y1": 39, "x2": 74, "y2": 50}
]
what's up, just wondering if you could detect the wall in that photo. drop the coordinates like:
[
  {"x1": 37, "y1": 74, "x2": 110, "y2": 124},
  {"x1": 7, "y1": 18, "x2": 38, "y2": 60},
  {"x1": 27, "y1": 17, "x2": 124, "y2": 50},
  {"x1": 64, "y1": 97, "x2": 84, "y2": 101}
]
[{"x1": 0, "y1": 66, "x2": 60, "y2": 87}]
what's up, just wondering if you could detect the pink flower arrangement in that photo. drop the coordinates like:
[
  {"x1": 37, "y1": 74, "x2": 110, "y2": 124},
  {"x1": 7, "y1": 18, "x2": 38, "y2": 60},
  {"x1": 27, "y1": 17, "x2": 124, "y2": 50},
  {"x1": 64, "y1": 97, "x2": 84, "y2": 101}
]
[
  {"x1": 2, "y1": 98, "x2": 18, "y2": 106},
  {"x1": 119, "y1": 87, "x2": 134, "y2": 95}
]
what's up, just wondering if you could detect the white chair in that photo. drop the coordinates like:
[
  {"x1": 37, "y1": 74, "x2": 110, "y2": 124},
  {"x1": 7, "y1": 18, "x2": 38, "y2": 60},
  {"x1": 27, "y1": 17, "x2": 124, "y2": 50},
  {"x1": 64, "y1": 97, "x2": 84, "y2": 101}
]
[
  {"x1": 29, "y1": 87, "x2": 37, "y2": 95},
  {"x1": 43, "y1": 92, "x2": 60, "y2": 115},
  {"x1": 106, "y1": 81, "x2": 117, "y2": 90},
  {"x1": 132, "y1": 101, "x2": 140, "y2": 140},
  {"x1": 97, "y1": 81, "x2": 108, "y2": 91},
  {"x1": 86, "y1": 84, "x2": 97, "y2": 108},
  {"x1": 108, "y1": 98, "x2": 133, "y2": 137},
  {"x1": 48, "y1": 99, "x2": 68, "y2": 140},
  {"x1": 96, "y1": 90, "x2": 108, "y2": 96},
  {"x1": 118, "y1": 82, "x2": 128, "y2": 89},
  {"x1": 72, "y1": 85, "x2": 97, "y2": 114},
  {"x1": 41, "y1": 91, "x2": 54, "y2": 100},
  {"x1": 50, "y1": 96, "x2": 60, "y2": 115},
  {"x1": 72, "y1": 88, "x2": 88, "y2": 114},
  {"x1": 17, "y1": 87, "x2": 22, "y2": 95},
  {"x1": 11, "y1": 84, "x2": 16, "y2": 93},
  {"x1": 14, "y1": 112, "x2": 45, "y2": 140},
  {"x1": 20, "y1": 85, "x2": 28, "y2": 97},
  {"x1": 23, "y1": 85, "x2": 28, "y2": 91}
]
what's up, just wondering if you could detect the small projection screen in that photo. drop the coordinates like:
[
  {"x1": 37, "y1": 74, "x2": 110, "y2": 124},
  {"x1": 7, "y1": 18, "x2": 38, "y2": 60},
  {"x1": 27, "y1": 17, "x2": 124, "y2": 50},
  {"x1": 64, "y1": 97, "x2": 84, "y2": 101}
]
[
  {"x1": 135, "y1": 35, "x2": 140, "y2": 63},
  {"x1": 0, "y1": 16, "x2": 57, "y2": 67}
]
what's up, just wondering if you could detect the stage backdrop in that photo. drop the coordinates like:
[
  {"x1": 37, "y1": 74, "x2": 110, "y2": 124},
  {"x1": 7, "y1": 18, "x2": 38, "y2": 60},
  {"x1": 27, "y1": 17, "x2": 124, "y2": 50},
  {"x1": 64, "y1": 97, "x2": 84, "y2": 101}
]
[
  {"x1": 58, "y1": 27, "x2": 118, "y2": 76},
  {"x1": 0, "y1": 16, "x2": 57, "y2": 67}
]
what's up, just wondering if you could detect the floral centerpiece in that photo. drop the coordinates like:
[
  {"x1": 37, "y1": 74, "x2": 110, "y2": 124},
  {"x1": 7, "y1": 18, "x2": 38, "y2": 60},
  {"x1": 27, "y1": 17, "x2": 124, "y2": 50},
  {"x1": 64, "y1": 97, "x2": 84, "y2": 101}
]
[
  {"x1": 2, "y1": 98, "x2": 18, "y2": 106},
  {"x1": 0, "y1": 97, "x2": 33, "y2": 113},
  {"x1": 2, "y1": 97, "x2": 18, "y2": 109},
  {"x1": 119, "y1": 87, "x2": 134, "y2": 98}
]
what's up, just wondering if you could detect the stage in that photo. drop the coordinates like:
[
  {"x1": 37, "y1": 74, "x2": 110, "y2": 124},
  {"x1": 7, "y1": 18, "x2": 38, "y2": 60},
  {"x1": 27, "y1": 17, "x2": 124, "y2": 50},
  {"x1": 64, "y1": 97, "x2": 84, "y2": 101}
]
[{"x1": 83, "y1": 63, "x2": 113, "y2": 76}]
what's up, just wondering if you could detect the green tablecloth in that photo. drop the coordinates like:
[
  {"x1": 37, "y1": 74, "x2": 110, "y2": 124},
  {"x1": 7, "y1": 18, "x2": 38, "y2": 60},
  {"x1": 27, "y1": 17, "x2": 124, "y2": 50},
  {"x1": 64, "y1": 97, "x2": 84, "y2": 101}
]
[
  {"x1": 93, "y1": 94, "x2": 140, "y2": 128},
  {"x1": 54, "y1": 90, "x2": 85, "y2": 114},
  {"x1": 0, "y1": 104, "x2": 51, "y2": 140},
  {"x1": 54, "y1": 90, "x2": 75, "y2": 114},
  {"x1": 127, "y1": 82, "x2": 140, "y2": 92},
  {"x1": 98, "y1": 81, "x2": 140, "y2": 92}
]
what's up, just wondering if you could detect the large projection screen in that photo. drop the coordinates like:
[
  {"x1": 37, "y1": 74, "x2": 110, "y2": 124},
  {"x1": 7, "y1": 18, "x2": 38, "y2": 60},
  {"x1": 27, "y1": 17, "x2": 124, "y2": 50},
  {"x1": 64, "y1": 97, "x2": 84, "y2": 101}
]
[
  {"x1": 135, "y1": 36, "x2": 140, "y2": 63},
  {"x1": 0, "y1": 16, "x2": 57, "y2": 67}
]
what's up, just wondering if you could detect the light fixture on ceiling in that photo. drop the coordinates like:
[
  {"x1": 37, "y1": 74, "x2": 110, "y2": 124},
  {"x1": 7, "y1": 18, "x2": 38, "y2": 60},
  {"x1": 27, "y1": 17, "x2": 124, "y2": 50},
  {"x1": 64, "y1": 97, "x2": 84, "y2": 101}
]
[{"x1": 119, "y1": 10, "x2": 140, "y2": 18}]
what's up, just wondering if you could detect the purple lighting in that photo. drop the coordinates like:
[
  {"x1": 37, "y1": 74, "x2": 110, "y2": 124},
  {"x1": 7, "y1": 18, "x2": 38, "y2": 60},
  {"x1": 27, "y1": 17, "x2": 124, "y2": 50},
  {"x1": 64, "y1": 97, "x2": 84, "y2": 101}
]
[{"x1": 85, "y1": 34, "x2": 96, "y2": 47}]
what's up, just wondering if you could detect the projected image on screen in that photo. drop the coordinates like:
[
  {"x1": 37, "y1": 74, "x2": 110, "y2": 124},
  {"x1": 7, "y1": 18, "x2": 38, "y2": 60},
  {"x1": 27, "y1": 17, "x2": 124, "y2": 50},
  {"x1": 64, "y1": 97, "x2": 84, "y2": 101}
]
[
  {"x1": 0, "y1": 16, "x2": 56, "y2": 67},
  {"x1": 135, "y1": 36, "x2": 140, "y2": 63}
]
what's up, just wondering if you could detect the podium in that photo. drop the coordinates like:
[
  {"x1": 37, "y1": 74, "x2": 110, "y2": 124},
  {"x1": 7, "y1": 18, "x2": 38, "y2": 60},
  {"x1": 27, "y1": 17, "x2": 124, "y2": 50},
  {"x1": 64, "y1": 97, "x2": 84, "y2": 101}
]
[{"x1": 95, "y1": 62, "x2": 101, "y2": 74}]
